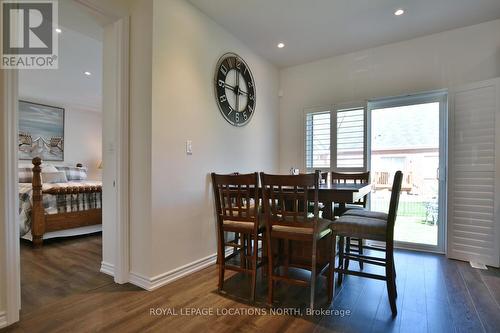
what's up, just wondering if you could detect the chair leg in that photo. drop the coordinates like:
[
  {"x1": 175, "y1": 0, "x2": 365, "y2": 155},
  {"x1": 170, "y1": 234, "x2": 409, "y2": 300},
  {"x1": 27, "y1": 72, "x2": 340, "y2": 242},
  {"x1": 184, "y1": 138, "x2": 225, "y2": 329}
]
[
  {"x1": 261, "y1": 232, "x2": 267, "y2": 279},
  {"x1": 393, "y1": 261, "x2": 398, "y2": 299},
  {"x1": 266, "y1": 234, "x2": 274, "y2": 306},
  {"x1": 358, "y1": 238, "x2": 364, "y2": 270},
  {"x1": 251, "y1": 233, "x2": 258, "y2": 301},
  {"x1": 234, "y1": 232, "x2": 240, "y2": 255},
  {"x1": 345, "y1": 237, "x2": 351, "y2": 270},
  {"x1": 284, "y1": 239, "x2": 290, "y2": 277},
  {"x1": 310, "y1": 240, "x2": 317, "y2": 310},
  {"x1": 218, "y1": 229, "x2": 225, "y2": 291},
  {"x1": 240, "y1": 233, "x2": 246, "y2": 269},
  {"x1": 337, "y1": 236, "x2": 345, "y2": 286},
  {"x1": 385, "y1": 246, "x2": 397, "y2": 316},
  {"x1": 328, "y1": 234, "x2": 336, "y2": 304}
]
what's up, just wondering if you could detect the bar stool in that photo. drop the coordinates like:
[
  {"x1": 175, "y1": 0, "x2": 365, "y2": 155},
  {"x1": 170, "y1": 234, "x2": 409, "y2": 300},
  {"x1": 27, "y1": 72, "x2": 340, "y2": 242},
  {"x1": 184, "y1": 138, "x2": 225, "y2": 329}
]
[
  {"x1": 211, "y1": 172, "x2": 265, "y2": 301},
  {"x1": 260, "y1": 171, "x2": 335, "y2": 309},
  {"x1": 331, "y1": 171, "x2": 403, "y2": 316}
]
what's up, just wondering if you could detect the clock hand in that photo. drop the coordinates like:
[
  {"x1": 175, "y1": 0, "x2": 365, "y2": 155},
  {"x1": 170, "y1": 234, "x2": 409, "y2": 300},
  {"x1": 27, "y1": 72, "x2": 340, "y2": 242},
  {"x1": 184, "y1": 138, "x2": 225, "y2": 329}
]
[
  {"x1": 236, "y1": 70, "x2": 240, "y2": 112},
  {"x1": 223, "y1": 83, "x2": 237, "y2": 92}
]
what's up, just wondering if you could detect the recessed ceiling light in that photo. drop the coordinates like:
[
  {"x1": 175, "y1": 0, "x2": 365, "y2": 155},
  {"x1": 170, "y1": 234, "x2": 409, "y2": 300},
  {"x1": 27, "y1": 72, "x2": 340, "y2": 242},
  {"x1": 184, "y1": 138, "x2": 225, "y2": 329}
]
[
  {"x1": 55, "y1": 28, "x2": 62, "y2": 33},
  {"x1": 84, "y1": 71, "x2": 92, "y2": 76},
  {"x1": 277, "y1": 42, "x2": 285, "y2": 48},
  {"x1": 394, "y1": 9, "x2": 405, "y2": 16}
]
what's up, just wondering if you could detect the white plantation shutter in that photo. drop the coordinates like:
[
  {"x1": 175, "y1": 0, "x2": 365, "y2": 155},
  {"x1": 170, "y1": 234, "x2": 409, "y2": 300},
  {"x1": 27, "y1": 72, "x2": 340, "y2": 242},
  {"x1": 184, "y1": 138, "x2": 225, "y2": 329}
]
[
  {"x1": 448, "y1": 78, "x2": 500, "y2": 267},
  {"x1": 305, "y1": 111, "x2": 331, "y2": 169},
  {"x1": 336, "y1": 108, "x2": 365, "y2": 169}
]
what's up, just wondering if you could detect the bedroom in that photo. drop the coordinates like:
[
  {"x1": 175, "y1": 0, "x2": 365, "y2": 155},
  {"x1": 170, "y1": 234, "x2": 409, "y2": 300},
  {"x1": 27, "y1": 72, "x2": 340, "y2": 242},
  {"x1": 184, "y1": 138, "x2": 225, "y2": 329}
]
[{"x1": 16, "y1": 0, "x2": 106, "y2": 316}]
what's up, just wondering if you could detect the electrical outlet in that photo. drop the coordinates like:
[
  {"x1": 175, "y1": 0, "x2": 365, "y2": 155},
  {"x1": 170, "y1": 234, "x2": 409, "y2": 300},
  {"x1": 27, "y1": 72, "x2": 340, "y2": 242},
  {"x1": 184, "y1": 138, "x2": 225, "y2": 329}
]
[{"x1": 186, "y1": 140, "x2": 193, "y2": 155}]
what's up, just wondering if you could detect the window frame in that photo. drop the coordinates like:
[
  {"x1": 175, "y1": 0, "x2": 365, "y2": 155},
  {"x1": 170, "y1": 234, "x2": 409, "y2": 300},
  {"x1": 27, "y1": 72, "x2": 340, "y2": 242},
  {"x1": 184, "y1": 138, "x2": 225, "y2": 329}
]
[{"x1": 304, "y1": 101, "x2": 367, "y2": 173}]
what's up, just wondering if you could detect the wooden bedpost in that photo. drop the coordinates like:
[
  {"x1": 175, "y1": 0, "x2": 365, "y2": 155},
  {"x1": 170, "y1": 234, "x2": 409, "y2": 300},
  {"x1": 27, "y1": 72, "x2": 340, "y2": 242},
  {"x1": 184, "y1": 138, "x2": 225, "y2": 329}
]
[{"x1": 31, "y1": 157, "x2": 45, "y2": 247}]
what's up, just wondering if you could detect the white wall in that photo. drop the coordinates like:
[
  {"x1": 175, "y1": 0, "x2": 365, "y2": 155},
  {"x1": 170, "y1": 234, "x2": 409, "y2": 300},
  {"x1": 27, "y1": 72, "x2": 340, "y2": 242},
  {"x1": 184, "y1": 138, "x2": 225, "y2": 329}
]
[
  {"x1": 147, "y1": 0, "x2": 280, "y2": 277},
  {"x1": 129, "y1": 0, "x2": 153, "y2": 277},
  {"x1": 64, "y1": 108, "x2": 102, "y2": 180},
  {"x1": 279, "y1": 19, "x2": 500, "y2": 172}
]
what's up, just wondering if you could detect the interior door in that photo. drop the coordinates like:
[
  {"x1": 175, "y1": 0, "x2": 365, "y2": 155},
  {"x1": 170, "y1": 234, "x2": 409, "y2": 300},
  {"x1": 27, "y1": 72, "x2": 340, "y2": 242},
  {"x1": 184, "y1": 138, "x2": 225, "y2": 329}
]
[{"x1": 447, "y1": 78, "x2": 500, "y2": 267}]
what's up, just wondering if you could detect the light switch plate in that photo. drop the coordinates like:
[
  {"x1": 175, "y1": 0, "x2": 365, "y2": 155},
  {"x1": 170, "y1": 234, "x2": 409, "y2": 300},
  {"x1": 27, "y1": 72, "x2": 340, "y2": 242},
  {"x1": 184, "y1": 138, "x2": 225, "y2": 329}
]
[{"x1": 186, "y1": 140, "x2": 193, "y2": 155}]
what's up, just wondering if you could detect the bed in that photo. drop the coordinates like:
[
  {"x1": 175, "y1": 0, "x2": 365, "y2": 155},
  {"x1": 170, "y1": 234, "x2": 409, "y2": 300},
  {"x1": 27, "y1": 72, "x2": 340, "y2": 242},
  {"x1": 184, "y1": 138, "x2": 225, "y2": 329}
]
[{"x1": 19, "y1": 157, "x2": 102, "y2": 247}]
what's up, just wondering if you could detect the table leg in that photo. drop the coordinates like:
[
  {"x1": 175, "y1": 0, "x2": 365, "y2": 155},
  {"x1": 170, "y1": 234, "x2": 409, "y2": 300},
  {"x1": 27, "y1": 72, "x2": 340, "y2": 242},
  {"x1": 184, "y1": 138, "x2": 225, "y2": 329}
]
[
  {"x1": 338, "y1": 202, "x2": 347, "y2": 216},
  {"x1": 323, "y1": 201, "x2": 333, "y2": 219}
]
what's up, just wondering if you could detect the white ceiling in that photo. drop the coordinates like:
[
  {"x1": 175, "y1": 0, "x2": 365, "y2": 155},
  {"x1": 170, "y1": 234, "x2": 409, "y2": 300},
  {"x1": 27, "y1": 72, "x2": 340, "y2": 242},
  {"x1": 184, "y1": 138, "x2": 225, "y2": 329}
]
[
  {"x1": 189, "y1": 0, "x2": 500, "y2": 68},
  {"x1": 19, "y1": 1, "x2": 103, "y2": 112}
]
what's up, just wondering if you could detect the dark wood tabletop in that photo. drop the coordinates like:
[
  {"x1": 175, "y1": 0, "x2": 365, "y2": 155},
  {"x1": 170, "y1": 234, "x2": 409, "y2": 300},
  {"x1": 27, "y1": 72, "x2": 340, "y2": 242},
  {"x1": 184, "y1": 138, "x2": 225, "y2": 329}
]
[
  {"x1": 257, "y1": 183, "x2": 372, "y2": 219},
  {"x1": 317, "y1": 182, "x2": 372, "y2": 203}
]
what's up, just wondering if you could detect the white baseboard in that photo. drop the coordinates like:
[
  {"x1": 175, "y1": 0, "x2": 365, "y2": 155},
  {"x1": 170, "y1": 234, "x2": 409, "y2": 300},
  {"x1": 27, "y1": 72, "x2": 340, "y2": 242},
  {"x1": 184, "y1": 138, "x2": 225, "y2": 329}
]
[
  {"x1": 0, "y1": 311, "x2": 7, "y2": 329},
  {"x1": 129, "y1": 249, "x2": 231, "y2": 291},
  {"x1": 100, "y1": 261, "x2": 115, "y2": 277}
]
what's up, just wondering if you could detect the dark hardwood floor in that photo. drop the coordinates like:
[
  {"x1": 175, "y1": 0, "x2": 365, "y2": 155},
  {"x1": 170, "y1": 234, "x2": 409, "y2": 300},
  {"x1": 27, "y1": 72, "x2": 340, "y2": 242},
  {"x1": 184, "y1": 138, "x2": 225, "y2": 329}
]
[
  {"x1": 3, "y1": 236, "x2": 500, "y2": 333},
  {"x1": 18, "y1": 234, "x2": 112, "y2": 316}
]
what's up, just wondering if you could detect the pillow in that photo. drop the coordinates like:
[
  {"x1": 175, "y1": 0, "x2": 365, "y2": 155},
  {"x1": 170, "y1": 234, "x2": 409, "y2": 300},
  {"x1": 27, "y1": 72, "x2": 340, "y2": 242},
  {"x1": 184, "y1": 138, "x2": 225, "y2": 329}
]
[
  {"x1": 42, "y1": 164, "x2": 58, "y2": 173},
  {"x1": 42, "y1": 171, "x2": 68, "y2": 184},
  {"x1": 18, "y1": 167, "x2": 33, "y2": 183},
  {"x1": 56, "y1": 166, "x2": 88, "y2": 181}
]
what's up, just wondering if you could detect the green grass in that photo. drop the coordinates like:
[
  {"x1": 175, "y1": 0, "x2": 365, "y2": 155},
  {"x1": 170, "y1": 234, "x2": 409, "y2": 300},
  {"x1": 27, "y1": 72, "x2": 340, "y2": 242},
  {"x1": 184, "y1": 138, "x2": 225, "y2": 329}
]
[{"x1": 372, "y1": 200, "x2": 428, "y2": 219}]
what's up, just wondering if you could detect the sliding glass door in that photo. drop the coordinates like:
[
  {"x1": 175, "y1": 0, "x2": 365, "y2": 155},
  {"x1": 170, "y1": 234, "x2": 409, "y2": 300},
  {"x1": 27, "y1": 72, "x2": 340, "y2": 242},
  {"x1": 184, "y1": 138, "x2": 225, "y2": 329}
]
[{"x1": 368, "y1": 91, "x2": 447, "y2": 252}]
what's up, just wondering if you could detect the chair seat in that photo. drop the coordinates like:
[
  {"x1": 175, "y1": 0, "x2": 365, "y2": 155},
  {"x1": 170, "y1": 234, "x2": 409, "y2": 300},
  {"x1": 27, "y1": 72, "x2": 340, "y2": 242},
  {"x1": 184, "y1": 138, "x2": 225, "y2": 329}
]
[
  {"x1": 343, "y1": 209, "x2": 388, "y2": 221},
  {"x1": 334, "y1": 203, "x2": 364, "y2": 216},
  {"x1": 331, "y1": 215, "x2": 387, "y2": 241},
  {"x1": 272, "y1": 218, "x2": 332, "y2": 239},
  {"x1": 223, "y1": 214, "x2": 265, "y2": 231}
]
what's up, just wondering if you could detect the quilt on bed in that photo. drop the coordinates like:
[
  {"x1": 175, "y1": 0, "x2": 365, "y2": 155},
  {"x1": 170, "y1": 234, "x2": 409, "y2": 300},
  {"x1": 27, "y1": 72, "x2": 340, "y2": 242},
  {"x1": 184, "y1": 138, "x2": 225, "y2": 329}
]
[{"x1": 19, "y1": 181, "x2": 102, "y2": 237}]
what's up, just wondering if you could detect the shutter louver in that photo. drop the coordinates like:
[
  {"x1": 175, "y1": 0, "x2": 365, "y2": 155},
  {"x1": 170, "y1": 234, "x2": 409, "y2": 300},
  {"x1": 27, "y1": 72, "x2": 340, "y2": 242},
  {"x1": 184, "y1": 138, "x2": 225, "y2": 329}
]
[
  {"x1": 305, "y1": 112, "x2": 330, "y2": 169},
  {"x1": 448, "y1": 79, "x2": 500, "y2": 267},
  {"x1": 336, "y1": 108, "x2": 365, "y2": 168}
]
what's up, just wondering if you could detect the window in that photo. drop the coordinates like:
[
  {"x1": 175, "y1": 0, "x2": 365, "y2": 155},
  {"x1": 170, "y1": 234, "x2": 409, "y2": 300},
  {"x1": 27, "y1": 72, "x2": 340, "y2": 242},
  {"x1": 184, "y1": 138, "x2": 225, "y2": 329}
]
[
  {"x1": 305, "y1": 111, "x2": 330, "y2": 169},
  {"x1": 305, "y1": 104, "x2": 366, "y2": 172},
  {"x1": 336, "y1": 108, "x2": 365, "y2": 169}
]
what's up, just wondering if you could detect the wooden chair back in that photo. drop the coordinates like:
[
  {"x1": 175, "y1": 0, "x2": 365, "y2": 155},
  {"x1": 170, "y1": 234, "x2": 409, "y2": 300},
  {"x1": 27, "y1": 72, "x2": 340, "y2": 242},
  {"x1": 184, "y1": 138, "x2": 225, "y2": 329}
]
[
  {"x1": 386, "y1": 171, "x2": 403, "y2": 240},
  {"x1": 330, "y1": 171, "x2": 370, "y2": 206},
  {"x1": 260, "y1": 172, "x2": 320, "y2": 231},
  {"x1": 211, "y1": 172, "x2": 260, "y2": 226}
]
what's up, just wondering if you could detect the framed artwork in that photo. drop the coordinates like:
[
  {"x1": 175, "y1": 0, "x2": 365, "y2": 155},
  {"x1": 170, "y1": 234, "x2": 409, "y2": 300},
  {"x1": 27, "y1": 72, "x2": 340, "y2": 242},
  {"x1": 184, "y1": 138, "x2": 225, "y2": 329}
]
[{"x1": 18, "y1": 100, "x2": 65, "y2": 161}]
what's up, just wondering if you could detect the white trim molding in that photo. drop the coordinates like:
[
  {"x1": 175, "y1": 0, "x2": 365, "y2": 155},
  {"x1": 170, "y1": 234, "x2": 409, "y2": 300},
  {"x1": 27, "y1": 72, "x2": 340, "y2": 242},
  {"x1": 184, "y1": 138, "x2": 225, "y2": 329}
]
[
  {"x1": 129, "y1": 253, "x2": 218, "y2": 291},
  {"x1": 100, "y1": 261, "x2": 115, "y2": 277},
  {"x1": 129, "y1": 250, "x2": 231, "y2": 291},
  {"x1": 2, "y1": 69, "x2": 21, "y2": 326},
  {"x1": 112, "y1": 16, "x2": 130, "y2": 285},
  {"x1": 0, "y1": 311, "x2": 7, "y2": 329}
]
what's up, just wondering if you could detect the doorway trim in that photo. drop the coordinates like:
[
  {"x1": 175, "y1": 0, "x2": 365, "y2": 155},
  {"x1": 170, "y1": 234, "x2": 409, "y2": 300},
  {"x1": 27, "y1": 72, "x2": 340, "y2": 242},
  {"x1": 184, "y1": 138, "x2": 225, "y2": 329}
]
[
  {"x1": 367, "y1": 90, "x2": 448, "y2": 253},
  {"x1": 2, "y1": 70, "x2": 20, "y2": 326},
  {"x1": 1, "y1": 2, "x2": 130, "y2": 327}
]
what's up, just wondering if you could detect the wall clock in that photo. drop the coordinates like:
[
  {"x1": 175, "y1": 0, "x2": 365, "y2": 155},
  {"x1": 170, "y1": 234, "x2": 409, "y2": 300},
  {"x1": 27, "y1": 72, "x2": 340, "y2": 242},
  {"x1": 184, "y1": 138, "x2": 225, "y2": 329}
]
[{"x1": 214, "y1": 53, "x2": 256, "y2": 126}]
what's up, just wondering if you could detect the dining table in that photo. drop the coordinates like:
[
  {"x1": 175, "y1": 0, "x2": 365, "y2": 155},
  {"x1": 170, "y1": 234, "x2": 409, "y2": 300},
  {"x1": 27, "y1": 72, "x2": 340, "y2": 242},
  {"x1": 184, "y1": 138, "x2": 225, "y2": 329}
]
[
  {"x1": 259, "y1": 182, "x2": 373, "y2": 265},
  {"x1": 316, "y1": 182, "x2": 373, "y2": 219}
]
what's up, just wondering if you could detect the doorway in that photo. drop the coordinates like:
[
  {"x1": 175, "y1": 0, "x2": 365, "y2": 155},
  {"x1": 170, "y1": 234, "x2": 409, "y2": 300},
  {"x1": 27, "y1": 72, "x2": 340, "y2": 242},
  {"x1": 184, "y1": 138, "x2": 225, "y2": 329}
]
[
  {"x1": 368, "y1": 91, "x2": 448, "y2": 252},
  {"x1": 1, "y1": 0, "x2": 130, "y2": 327}
]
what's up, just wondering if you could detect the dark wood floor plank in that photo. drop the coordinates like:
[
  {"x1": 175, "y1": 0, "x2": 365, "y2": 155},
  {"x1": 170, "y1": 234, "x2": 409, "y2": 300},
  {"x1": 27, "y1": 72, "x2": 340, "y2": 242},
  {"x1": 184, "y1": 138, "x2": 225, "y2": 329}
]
[
  {"x1": 441, "y1": 259, "x2": 485, "y2": 333},
  {"x1": 478, "y1": 267, "x2": 500, "y2": 309},
  {"x1": 457, "y1": 262, "x2": 500, "y2": 333},
  {"x1": 3, "y1": 236, "x2": 500, "y2": 333}
]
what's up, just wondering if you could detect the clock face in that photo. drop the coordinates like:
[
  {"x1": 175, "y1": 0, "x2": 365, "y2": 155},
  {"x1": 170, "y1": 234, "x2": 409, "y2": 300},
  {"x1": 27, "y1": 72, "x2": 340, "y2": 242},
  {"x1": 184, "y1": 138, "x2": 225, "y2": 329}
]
[{"x1": 214, "y1": 53, "x2": 256, "y2": 126}]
